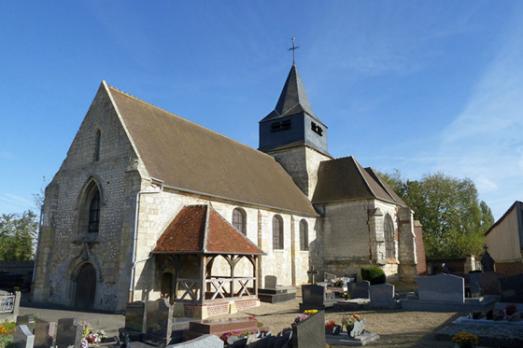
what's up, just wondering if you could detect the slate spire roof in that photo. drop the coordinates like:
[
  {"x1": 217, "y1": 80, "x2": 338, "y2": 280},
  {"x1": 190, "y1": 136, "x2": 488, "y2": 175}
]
[{"x1": 262, "y1": 64, "x2": 322, "y2": 123}]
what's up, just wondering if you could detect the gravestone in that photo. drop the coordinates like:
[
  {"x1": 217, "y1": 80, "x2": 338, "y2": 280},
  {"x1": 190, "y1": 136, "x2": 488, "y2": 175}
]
[
  {"x1": 416, "y1": 273, "x2": 465, "y2": 304},
  {"x1": 125, "y1": 301, "x2": 146, "y2": 334},
  {"x1": 499, "y1": 274, "x2": 523, "y2": 303},
  {"x1": 480, "y1": 247, "x2": 495, "y2": 272},
  {"x1": 56, "y1": 318, "x2": 83, "y2": 348},
  {"x1": 348, "y1": 281, "x2": 370, "y2": 299},
  {"x1": 370, "y1": 284, "x2": 396, "y2": 308},
  {"x1": 187, "y1": 317, "x2": 258, "y2": 340},
  {"x1": 14, "y1": 324, "x2": 34, "y2": 348},
  {"x1": 264, "y1": 275, "x2": 277, "y2": 289},
  {"x1": 258, "y1": 275, "x2": 296, "y2": 303},
  {"x1": 479, "y1": 272, "x2": 501, "y2": 295},
  {"x1": 468, "y1": 272, "x2": 482, "y2": 297},
  {"x1": 144, "y1": 298, "x2": 173, "y2": 345},
  {"x1": 292, "y1": 310, "x2": 325, "y2": 348},
  {"x1": 300, "y1": 284, "x2": 335, "y2": 310},
  {"x1": 167, "y1": 334, "x2": 224, "y2": 347},
  {"x1": 33, "y1": 321, "x2": 57, "y2": 348}
]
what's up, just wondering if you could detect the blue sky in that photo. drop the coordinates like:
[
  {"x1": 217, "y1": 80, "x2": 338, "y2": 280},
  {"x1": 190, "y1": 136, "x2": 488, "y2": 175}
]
[{"x1": 1, "y1": 1, "x2": 522, "y2": 219}]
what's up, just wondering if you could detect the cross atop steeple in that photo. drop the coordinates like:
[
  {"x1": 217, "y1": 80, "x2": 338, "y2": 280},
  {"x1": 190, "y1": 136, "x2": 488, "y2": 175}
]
[{"x1": 288, "y1": 36, "x2": 299, "y2": 65}]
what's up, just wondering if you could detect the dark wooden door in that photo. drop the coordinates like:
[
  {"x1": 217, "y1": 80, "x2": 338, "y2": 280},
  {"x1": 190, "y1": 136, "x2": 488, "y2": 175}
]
[{"x1": 75, "y1": 263, "x2": 96, "y2": 309}]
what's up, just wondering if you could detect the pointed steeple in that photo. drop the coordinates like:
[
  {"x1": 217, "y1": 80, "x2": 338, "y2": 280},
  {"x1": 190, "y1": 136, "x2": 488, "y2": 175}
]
[
  {"x1": 262, "y1": 65, "x2": 319, "y2": 122},
  {"x1": 259, "y1": 64, "x2": 328, "y2": 155}
]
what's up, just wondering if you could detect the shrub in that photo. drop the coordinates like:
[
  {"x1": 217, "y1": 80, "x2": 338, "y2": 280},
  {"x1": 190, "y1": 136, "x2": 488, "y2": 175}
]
[{"x1": 360, "y1": 266, "x2": 386, "y2": 285}]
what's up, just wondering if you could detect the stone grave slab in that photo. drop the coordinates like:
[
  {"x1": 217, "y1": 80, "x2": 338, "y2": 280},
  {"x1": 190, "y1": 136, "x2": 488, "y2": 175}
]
[
  {"x1": 326, "y1": 332, "x2": 380, "y2": 347},
  {"x1": 34, "y1": 321, "x2": 57, "y2": 348},
  {"x1": 258, "y1": 275, "x2": 296, "y2": 303},
  {"x1": 167, "y1": 334, "x2": 224, "y2": 347},
  {"x1": 56, "y1": 318, "x2": 83, "y2": 348},
  {"x1": 479, "y1": 272, "x2": 501, "y2": 295},
  {"x1": 300, "y1": 284, "x2": 336, "y2": 311},
  {"x1": 187, "y1": 317, "x2": 257, "y2": 338},
  {"x1": 416, "y1": 273, "x2": 464, "y2": 304},
  {"x1": 125, "y1": 301, "x2": 146, "y2": 334},
  {"x1": 348, "y1": 281, "x2": 370, "y2": 300},
  {"x1": 500, "y1": 274, "x2": 523, "y2": 303},
  {"x1": 144, "y1": 298, "x2": 173, "y2": 346},
  {"x1": 467, "y1": 272, "x2": 482, "y2": 297},
  {"x1": 292, "y1": 310, "x2": 325, "y2": 348},
  {"x1": 14, "y1": 324, "x2": 34, "y2": 348},
  {"x1": 369, "y1": 284, "x2": 396, "y2": 308}
]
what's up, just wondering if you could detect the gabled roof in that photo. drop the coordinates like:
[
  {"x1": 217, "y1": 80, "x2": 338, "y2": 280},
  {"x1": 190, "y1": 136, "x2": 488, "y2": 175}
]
[
  {"x1": 365, "y1": 168, "x2": 408, "y2": 207},
  {"x1": 153, "y1": 205, "x2": 264, "y2": 255},
  {"x1": 485, "y1": 201, "x2": 523, "y2": 236},
  {"x1": 261, "y1": 65, "x2": 323, "y2": 124},
  {"x1": 105, "y1": 83, "x2": 316, "y2": 217},
  {"x1": 312, "y1": 156, "x2": 401, "y2": 205}
]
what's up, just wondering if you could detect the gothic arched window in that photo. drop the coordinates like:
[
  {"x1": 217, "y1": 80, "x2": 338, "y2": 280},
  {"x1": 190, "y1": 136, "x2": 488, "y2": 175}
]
[
  {"x1": 272, "y1": 215, "x2": 284, "y2": 250},
  {"x1": 79, "y1": 180, "x2": 102, "y2": 235},
  {"x1": 299, "y1": 219, "x2": 309, "y2": 251},
  {"x1": 232, "y1": 208, "x2": 246, "y2": 235},
  {"x1": 384, "y1": 214, "x2": 395, "y2": 259},
  {"x1": 94, "y1": 129, "x2": 101, "y2": 161},
  {"x1": 88, "y1": 190, "x2": 100, "y2": 233}
]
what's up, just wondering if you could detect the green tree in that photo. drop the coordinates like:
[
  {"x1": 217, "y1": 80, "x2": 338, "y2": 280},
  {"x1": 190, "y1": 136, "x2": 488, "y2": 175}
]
[
  {"x1": 0, "y1": 210, "x2": 38, "y2": 261},
  {"x1": 378, "y1": 171, "x2": 494, "y2": 259}
]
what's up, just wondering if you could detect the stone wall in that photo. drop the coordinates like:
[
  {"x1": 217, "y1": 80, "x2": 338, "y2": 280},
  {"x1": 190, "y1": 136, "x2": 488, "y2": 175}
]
[
  {"x1": 131, "y1": 186, "x2": 319, "y2": 302},
  {"x1": 269, "y1": 146, "x2": 331, "y2": 199},
  {"x1": 32, "y1": 84, "x2": 144, "y2": 312}
]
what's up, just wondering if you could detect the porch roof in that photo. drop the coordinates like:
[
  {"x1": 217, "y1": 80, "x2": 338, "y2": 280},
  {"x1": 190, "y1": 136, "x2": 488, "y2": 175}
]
[{"x1": 152, "y1": 205, "x2": 264, "y2": 255}]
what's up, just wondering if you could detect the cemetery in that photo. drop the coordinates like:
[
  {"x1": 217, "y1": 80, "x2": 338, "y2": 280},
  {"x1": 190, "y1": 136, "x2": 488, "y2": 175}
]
[{"x1": 2, "y1": 260, "x2": 521, "y2": 348}]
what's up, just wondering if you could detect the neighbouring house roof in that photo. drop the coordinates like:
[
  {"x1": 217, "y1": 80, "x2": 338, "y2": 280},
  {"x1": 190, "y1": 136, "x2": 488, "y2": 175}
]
[
  {"x1": 485, "y1": 201, "x2": 523, "y2": 236},
  {"x1": 312, "y1": 156, "x2": 402, "y2": 205},
  {"x1": 106, "y1": 84, "x2": 316, "y2": 217},
  {"x1": 153, "y1": 205, "x2": 264, "y2": 255},
  {"x1": 261, "y1": 64, "x2": 324, "y2": 125}
]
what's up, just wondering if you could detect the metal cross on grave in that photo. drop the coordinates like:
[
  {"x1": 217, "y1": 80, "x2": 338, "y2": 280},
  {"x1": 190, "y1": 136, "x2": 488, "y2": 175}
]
[{"x1": 307, "y1": 265, "x2": 318, "y2": 284}]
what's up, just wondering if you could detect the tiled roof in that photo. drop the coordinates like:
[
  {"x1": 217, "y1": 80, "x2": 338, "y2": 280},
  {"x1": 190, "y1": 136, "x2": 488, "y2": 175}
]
[
  {"x1": 106, "y1": 84, "x2": 316, "y2": 217},
  {"x1": 312, "y1": 156, "x2": 401, "y2": 205},
  {"x1": 153, "y1": 205, "x2": 264, "y2": 255}
]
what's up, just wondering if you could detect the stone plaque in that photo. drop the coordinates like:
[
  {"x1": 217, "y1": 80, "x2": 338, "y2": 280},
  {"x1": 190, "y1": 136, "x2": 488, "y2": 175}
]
[
  {"x1": 264, "y1": 275, "x2": 277, "y2": 289},
  {"x1": 34, "y1": 321, "x2": 57, "y2": 348},
  {"x1": 125, "y1": 301, "x2": 146, "y2": 333},
  {"x1": 348, "y1": 281, "x2": 370, "y2": 299},
  {"x1": 56, "y1": 318, "x2": 83, "y2": 348},
  {"x1": 167, "y1": 334, "x2": 224, "y2": 347},
  {"x1": 145, "y1": 298, "x2": 173, "y2": 345},
  {"x1": 416, "y1": 274, "x2": 465, "y2": 304},
  {"x1": 500, "y1": 274, "x2": 523, "y2": 303},
  {"x1": 14, "y1": 324, "x2": 34, "y2": 348},
  {"x1": 370, "y1": 283, "x2": 395, "y2": 308},
  {"x1": 292, "y1": 310, "x2": 325, "y2": 348},
  {"x1": 479, "y1": 272, "x2": 501, "y2": 295}
]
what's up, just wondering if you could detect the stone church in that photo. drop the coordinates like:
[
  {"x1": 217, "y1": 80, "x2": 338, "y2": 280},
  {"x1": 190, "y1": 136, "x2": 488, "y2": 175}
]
[{"x1": 32, "y1": 64, "x2": 420, "y2": 315}]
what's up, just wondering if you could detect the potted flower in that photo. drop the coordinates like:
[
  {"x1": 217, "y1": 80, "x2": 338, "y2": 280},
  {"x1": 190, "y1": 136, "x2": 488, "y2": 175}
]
[{"x1": 452, "y1": 331, "x2": 479, "y2": 348}]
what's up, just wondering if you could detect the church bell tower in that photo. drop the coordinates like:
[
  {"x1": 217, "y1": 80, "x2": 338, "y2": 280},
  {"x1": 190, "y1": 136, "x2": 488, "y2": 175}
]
[{"x1": 259, "y1": 63, "x2": 331, "y2": 199}]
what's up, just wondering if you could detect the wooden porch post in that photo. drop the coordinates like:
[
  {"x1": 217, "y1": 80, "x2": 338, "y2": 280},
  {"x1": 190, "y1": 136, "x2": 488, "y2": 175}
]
[{"x1": 200, "y1": 255, "x2": 206, "y2": 304}]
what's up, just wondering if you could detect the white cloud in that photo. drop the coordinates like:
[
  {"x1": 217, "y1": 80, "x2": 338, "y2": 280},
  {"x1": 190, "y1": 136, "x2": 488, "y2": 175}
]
[{"x1": 436, "y1": 12, "x2": 523, "y2": 218}]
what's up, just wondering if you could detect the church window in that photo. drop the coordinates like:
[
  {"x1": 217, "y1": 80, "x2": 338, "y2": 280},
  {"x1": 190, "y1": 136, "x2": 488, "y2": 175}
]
[
  {"x1": 311, "y1": 121, "x2": 323, "y2": 136},
  {"x1": 79, "y1": 180, "x2": 102, "y2": 235},
  {"x1": 384, "y1": 214, "x2": 395, "y2": 259},
  {"x1": 94, "y1": 129, "x2": 101, "y2": 161},
  {"x1": 232, "y1": 208, "x2": 246, "y2": 235},
  {"x1": 88, "y1": 190, "x2": 100, "y2": 233},
  {"x1": 299, "y1": 219, "x2": 308, "y2": 251},
  {"x1": 272, "y1": 215, "x2": 284, "y2": 250}
]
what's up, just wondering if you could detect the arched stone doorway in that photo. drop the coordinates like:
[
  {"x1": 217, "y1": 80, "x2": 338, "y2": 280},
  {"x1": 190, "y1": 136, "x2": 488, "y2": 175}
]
[{"x1": 74, "y1": 263, "x2": 97, "y2": 309}]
